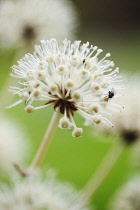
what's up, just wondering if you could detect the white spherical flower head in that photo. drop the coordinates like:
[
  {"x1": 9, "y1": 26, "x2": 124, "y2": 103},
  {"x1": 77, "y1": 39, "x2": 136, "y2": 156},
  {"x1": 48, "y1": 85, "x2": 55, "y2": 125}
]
[
  {"x1": 110, "y1": 177, "x2": 140, "y2": 210},
  {"x1": 9, "y1": 39, "x2": 122, "y2": 137},
  {"x1": 0, "y1": 171, "x2": 90, "y2": 210},
  {"x1": 0, "y1": 115, "x2": 28, "y2": 172},
  {"x1": 0, "y1": 0, "x2": 77, "y2": 47}
]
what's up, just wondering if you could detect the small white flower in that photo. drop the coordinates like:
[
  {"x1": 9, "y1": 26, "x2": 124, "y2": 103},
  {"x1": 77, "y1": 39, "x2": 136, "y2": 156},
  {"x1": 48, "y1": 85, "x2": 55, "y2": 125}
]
[
  {"x1": 72, "y1": 128, "x2": 83, "y2": 137},
  {"x1": 90, "y1": 82, "x2": 101, "y2": 93},
  {"x1": 57, "y1": 65, "x2": 67, "y2": 75},
  {"x1": 93, "y1": 115, "x2": 102, "y2": 124},
  {"x1": 0, "y1": 114, "x2": 28, "y2": 172},
  {"x1": 0, "y1": 0, "x2": 77, "y2": 47},
  {"x1": 49, "y1": 84, "x2": 59, "y2": 95},
  {"x1": 65, "y1": 79, "x2": 75, "y2": 90},
  {"x1": 80, "y1": 69, "x2": 90, "y2": 80},
  {"x1": 0, "y1": 170, "x2": 89, "y2": 210},
  {"x1": 72, "y1": 91, "x2": 82, "y2": 102},
  {"x1": 110, "y1": 177, "x2": 140, "y2": 210},
  {"x1": 89, "y1": 104, "x2": 99, "y2": 114},
  {"x1": 59, "y1": 117, "x2": 72, "y2": 129},
  {"x1": 8, "y1": 39, "x2": 122, "y2": 137}
]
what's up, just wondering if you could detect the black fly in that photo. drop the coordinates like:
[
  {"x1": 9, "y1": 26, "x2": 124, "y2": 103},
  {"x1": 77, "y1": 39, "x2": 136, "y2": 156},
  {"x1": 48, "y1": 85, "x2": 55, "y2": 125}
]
[
  {"x1": 83, "y1": 59, "x2": 86, "y2": 64},
  {"x1": 107, "y1": 88, "x2": 115, "y2": 99}
]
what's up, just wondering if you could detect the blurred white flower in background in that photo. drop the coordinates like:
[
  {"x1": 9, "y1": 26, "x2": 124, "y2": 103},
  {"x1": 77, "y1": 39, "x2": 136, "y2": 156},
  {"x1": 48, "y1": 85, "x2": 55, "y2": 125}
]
[
  {"x1": 110, "y1": 177, "x2": 140, "y2": 210},
  {"x1": 0, "y1": 170, "x2": 90, "y2": 210},
  {"x1": 8, "y1": 38, "x2": 122, "y2": 137},
  {"x1": 0, "y1": 114, "x2": 28, "y2": 172},
  {"x1": 96, "y1": 75, "x2": 140, "y2": 145},
  {"x1": 0, "y1": 0, "x2": 77, "y2": 47}
]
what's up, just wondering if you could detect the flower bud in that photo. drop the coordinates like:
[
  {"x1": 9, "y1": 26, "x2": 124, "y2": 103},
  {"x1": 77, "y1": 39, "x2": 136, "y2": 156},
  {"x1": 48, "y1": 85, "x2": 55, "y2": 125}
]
[
  {"x1": 90, "y1": 82, "x2": 100, "y2": 93},
  {"x1": 49, "y1": 84, "x2": 58, "y2": 94},
  {"x1": 93, "y1": 115, "x2": 101, "y2": 124},
  {"x1": 25, "y1": 105, "x2": 34, "y2": 113},
  {"x1": 57, "y1": 65, "x2": 66, "y2": 75},
  {"x1": 89, "y1": 104, "x2": 99, "y2": 114},
  {"x1": 72, "y1": 91, "x2": 81, "y2": 101},
  {"x1": 80, "y1": 69, "x2": 90, "y2": 79},
  {"x1": 65, "y1": 79, "x2": 75, "y2": 90},
  {"x1": 58, "y1": 117, "x2": 72, "y2": 129},
  {"x1": 72, "y1": 128, "x2": 83, "y2": 137}
]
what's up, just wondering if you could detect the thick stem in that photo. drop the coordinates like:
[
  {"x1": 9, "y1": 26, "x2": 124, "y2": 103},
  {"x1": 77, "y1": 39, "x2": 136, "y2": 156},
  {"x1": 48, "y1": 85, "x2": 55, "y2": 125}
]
[
  {"x1": 29, "y1": 110, "x2": 61, "y2": 170},
  {"x1": 81, "y1": 143, "x2": 125, "y2": 205}
]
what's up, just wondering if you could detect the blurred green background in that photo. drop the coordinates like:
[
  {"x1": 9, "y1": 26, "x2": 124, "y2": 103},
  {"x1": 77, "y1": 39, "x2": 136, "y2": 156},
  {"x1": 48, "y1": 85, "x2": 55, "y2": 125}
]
[{"x1": 0, "y1": 0, "x2": 140, "y2": 209}]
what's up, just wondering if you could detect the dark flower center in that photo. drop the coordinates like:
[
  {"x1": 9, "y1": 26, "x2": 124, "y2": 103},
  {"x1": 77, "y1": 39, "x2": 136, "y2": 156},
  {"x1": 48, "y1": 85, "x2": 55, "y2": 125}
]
[
  {"x1": 54, "y1": 98, "x2": 78, "y2": 118},
  {"x1": 46, "y1": 88, "x2": 78, "y2": 118},
  {"x1": 120, "y1": 129, "x2": 139, "y2": 145},
  {"x1": 22, "y1": 25, "x2": 36, "y2": 41}
]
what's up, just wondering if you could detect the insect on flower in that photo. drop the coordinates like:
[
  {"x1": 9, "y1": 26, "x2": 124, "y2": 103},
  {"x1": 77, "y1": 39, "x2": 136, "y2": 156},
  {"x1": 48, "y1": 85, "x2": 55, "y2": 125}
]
[
  {"x1": 7, "y1": 39, "x2": 123, "y2": 137},
  {"x1": 107, "y1": 88, "x2": 116, "y2": 99}
]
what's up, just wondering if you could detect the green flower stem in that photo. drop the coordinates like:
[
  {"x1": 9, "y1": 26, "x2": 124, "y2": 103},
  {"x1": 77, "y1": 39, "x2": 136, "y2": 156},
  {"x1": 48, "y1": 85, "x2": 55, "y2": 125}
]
[
  {"x1": 81, "y1": 142, "x2": 125, "y2": 205},
  {"x1": 29, "y1": 110, "x2": 61, "y2": 170}
]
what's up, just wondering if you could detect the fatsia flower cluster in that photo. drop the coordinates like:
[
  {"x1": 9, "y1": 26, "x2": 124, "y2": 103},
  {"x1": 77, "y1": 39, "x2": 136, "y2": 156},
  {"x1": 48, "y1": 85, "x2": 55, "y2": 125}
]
[
  {"x1": 0, "y1": 114, "x2": 28, "y2": 172},
  {"x1": 110, "y1": 177, "x2": 140, "y2": 210},
  {"x1": 0, "y1": 171, "x2": 89, "y2": 210},
  {"x1": 0, "y1": 0, "x2": 77, "y2": 47},
  {"x1": 9, "y1": 39, "x2": 122, "y2": 137}
]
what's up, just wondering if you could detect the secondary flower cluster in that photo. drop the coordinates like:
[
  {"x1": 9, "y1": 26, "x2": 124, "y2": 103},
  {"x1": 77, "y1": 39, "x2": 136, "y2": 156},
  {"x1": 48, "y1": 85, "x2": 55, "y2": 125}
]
[
  {"x1": 9, "y1": 39, "x2": 122, "y2": 137},
  {"x1": 110, "y1": 177, "x2": 140, "y2": 210},
  {"x1": 97, "y1": 75, "x2": 140, "y2": 145},
  {"x1": 0, "y1": 114, "x2": 28, "y2": 172},
  {"x1": 0, "y1": 0, "x2": 77, "y2": 46},
  {"x1": 0, "y1": 171, "x2": 89, "y2": 210}
]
